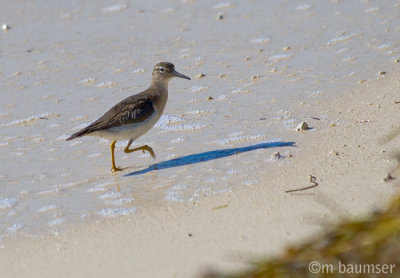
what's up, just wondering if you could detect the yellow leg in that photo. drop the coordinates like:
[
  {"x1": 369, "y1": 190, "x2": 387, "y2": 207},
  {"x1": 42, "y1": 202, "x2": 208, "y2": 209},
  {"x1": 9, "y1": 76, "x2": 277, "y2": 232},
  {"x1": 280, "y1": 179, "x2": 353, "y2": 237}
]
[
  {"x1": 110, "y1": 140, "x2": 122, "y2": 172},
  {"x1": 124, "y1": 140, "x2": 156, "y2": 159}
]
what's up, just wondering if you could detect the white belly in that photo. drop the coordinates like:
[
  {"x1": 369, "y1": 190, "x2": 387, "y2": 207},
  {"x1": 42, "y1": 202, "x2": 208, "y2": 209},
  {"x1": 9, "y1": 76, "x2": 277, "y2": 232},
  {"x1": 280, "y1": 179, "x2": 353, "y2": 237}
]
[{"x1": 90, "y1": 111, "x2": 161, "y2": 141}]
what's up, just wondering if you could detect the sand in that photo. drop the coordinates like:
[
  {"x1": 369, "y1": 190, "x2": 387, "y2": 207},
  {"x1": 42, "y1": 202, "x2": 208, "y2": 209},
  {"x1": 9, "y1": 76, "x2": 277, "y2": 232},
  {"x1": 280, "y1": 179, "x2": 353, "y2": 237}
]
[
  {"x1": 1, "y1": 72, "x2": 400, "y2": 277},
  {"x1": 1, "y1": 1, "x2": 400, "y2": 277}
]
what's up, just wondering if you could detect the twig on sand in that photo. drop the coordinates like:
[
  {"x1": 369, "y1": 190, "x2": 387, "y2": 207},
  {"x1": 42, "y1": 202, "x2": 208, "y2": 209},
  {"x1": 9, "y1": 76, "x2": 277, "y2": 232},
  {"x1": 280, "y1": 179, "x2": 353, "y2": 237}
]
[
  {"x1": 213, "y1": 204, "x2": 229, "y2": 210},
  {"x1": 285, "y1": 175, "x2": 318, "y2": 193}
]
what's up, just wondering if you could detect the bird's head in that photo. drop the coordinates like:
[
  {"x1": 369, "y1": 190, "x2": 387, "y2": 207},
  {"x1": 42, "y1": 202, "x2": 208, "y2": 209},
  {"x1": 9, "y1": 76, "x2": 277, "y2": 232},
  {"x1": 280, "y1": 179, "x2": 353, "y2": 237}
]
[{"x1": 152, "y1": 62, "x2": 191, "y2": 84}]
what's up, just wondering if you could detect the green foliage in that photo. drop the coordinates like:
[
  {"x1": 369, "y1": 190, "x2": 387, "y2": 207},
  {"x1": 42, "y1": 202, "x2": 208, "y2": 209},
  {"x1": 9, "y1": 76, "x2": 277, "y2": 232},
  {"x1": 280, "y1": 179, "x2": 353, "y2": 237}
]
[{"x1": 205, "y1": 195, "x2": 400, "y2": 278}]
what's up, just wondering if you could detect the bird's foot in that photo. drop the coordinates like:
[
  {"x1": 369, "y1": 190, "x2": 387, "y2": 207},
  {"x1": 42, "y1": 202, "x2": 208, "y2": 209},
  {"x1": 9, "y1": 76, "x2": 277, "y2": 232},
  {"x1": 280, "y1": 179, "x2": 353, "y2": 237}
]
[
  {"x1": 125, "y1": 144, "x2": 156, "y2": 159},
  {"x1": 141, "y1": 145, "x2": 156, "y2": 159},
  {"x1": 112, "y1": 166, "x2": 123, "y2": 172}
]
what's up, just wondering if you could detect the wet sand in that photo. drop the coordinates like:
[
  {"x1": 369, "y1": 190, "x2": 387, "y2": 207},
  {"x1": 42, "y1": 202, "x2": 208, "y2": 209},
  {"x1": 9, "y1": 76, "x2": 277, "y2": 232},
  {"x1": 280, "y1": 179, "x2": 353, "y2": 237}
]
[
  {"x1": 1, "y1": 72, "x2": 400, "y2": 277},
  {"x1": 1, "y1": 0, "x2": 400, "y2": 277}
]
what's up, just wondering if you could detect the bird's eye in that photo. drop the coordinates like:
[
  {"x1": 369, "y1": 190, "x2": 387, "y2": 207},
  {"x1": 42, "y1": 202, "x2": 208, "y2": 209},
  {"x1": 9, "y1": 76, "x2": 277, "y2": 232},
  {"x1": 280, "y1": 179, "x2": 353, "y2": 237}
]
[{"x1": 159, "y1": 67, "x2": 165, "y2": 73}]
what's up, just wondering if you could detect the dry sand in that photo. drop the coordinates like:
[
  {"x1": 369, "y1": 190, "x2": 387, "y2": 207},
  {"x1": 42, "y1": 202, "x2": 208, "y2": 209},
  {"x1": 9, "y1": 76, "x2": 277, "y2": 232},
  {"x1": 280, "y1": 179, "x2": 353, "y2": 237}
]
[{"x1": 1, "y1": 72, "x2": 400, "y2": 277}]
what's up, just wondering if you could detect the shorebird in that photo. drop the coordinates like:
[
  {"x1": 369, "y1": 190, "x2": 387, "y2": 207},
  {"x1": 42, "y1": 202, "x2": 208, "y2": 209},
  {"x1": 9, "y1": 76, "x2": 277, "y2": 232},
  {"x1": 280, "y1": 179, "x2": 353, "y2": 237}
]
[{"x1": 66, "y1": 62, "x2": 190, "y2": 172}]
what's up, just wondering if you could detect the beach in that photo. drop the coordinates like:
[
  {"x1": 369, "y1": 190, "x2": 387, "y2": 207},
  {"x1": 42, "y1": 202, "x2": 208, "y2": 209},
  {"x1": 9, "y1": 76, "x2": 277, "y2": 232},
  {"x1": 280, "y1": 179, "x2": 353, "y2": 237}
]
[
  {"x1": 1, "y1": 1, "x2": 400, "y2": 277},
  {"x1": 3, "y1": 69, "x2": 400, "y2": 277}
]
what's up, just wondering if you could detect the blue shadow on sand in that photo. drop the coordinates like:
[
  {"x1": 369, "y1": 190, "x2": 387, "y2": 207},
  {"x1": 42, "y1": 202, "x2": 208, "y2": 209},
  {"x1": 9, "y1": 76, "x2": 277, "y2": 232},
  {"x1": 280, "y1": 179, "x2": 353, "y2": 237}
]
[{"x1": 124, "y1": 141, "x2": 295, "y2": 177}]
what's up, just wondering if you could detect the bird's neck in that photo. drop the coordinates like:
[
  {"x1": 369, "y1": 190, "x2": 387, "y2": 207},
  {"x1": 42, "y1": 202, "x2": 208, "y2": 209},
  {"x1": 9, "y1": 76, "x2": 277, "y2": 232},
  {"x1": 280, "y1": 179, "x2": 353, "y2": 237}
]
[
  {"x1": 150, "y1": 78, "x2": 171, "y2": 93},
  {"x1": 149, "y1": 79, "x2": 169, "y2": 112}
]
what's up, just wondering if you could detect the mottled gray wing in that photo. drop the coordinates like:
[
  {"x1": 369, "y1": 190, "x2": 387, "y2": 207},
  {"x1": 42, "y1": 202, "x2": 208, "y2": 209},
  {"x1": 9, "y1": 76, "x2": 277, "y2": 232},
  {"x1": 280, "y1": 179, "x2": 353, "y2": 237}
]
[
  {"x1": 99, "y1": 98, "x2": 155, "y2": 129},
  {"x1": 67, "y1": 96, "x2": 155, "y2": 140}
]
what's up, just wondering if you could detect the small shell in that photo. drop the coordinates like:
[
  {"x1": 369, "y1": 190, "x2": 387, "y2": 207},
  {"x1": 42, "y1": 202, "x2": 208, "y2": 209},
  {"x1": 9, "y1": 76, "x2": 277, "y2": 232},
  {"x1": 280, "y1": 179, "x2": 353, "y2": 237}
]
[
  {"x1": 296, "y1": 121, "x2": 309, "y2": 131},
  {"x1": 271, "y1": 152, "x2": 282, "y2": 159}
]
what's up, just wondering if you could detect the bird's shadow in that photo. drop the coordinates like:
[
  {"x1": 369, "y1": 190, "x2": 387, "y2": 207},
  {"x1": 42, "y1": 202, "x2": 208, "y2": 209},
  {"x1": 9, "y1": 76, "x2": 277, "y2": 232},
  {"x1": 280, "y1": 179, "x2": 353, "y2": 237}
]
[{"x1": 124, "y1": 141, "x2": 295, "y2": 177}]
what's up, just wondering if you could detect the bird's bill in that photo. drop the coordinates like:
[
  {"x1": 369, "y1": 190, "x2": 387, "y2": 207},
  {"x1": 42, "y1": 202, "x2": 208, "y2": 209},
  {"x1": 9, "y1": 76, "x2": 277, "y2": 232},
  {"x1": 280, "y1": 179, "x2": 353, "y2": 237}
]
[{"x1": 173, "y1": 70, "x2": 191, "y2": 80}]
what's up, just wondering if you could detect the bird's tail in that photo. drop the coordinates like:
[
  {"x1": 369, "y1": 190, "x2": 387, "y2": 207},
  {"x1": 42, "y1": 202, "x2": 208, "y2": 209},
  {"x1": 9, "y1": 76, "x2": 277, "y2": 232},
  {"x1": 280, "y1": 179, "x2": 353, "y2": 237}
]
[{"x1": 66, "y1": 127, "x2": 91, "y2": 141}]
